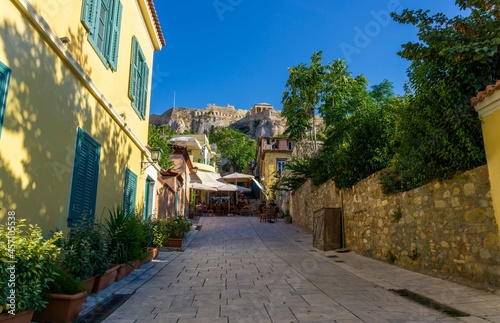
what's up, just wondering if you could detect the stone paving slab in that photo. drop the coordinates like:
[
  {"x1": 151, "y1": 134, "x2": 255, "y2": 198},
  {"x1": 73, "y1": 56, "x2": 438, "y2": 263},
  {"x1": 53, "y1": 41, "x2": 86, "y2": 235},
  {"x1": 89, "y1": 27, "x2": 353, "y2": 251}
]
[{"x1": 96, "y1": 216, "x2": 500, "y2": 322}]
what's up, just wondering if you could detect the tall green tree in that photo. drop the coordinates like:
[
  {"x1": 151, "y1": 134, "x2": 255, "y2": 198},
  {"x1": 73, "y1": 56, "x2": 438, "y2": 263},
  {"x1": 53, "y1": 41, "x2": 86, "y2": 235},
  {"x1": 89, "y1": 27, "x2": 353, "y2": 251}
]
[
  {"x1": 282, "y1": 51, "x2": 325, "y2": 151},
  {"x1": 279, "y1": 55, "x2": 400, "y2": 189},
  {"x1": 147, "y1": 124, "x2": 174, "y2": 170},
  {"x1": 383, "y1": 1, "x2": 495, "y2": 192},
  {"x1": 209, "y1": 127, "x2": 256, "y2": 172}
]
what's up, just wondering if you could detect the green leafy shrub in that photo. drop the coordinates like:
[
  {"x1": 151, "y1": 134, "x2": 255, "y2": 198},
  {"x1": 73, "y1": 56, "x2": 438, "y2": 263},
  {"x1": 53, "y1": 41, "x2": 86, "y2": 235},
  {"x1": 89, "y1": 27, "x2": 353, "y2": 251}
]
[
  {"x1": 106, "y1": 206, "x2": 147, "y2": 264},
  {"x1": 165, "y1": 216, "x2": 191, "y2": 239},
  {"x1": 0, "y1": 219, "x2": 62, "y2": 313},
  {"x1": 46, "y1": 264, "x2": 86, "y2": 295},
  {"x1": 142, "y1": 218, "x2": 168, "y2": 249}
]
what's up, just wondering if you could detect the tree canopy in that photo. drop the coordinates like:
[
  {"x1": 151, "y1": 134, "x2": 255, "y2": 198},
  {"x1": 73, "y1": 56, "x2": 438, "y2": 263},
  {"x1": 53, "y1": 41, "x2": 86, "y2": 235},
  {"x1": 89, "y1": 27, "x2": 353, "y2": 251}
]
[
  {"x1": 279, "y1": 54, "x2": 399, "y2": 190},
  {"x1": 208, "y1": 127, "x2": 256, "y2": 172},
  {"x1": 382, "y1": 0, "x2": 494, "y2": 192},
  {"x1": 147, "y1": 124, "x2": 175, "y2": 171}
]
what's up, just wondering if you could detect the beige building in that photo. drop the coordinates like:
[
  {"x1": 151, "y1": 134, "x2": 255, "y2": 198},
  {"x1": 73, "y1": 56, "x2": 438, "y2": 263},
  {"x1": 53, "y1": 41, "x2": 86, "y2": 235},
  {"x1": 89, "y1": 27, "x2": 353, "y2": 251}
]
[
  {"x1": 0, "y1": 0, "x2": 165, "y2": 232},
  {"x1": 472, "y1": 80, "x2": 500, "y2": 234},
  {"x1": 254, "y1": 137, "x2": 294, "y2": 200}
]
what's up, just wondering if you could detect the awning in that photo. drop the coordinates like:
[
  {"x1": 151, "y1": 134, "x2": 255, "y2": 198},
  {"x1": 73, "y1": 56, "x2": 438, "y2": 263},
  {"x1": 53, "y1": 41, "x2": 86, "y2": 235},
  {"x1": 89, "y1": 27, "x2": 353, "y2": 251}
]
[
  {"x1": 222, "y1": 172, "x2": 254, "y2": 182},
  {"x1": 190, "y1": 182, "x2": 217, "y2": 192},
  {"x1": 252, "y1": 178, "x2": 269, "y2": 200},
  {"x1": 217, "y1": 184, "x2": 252, "y2": 192},
  {"x1": 191, "y1": 171, "x2": 226, "y2": 188}
]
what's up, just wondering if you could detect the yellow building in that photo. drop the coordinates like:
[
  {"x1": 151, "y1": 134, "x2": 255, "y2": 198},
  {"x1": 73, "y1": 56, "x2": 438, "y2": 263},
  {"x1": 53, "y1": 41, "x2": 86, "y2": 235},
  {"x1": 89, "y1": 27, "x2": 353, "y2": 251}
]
[
  {"x1": 169, "y1": 134, "x2": 218, "y2": 173},
  {"x1": 254, "y1": 137, "x2": 294, "y2": 200},
  {"x1": 0, "y1": 0, "x2": 165, "y2": 233},
  {"x1": 472, "y1": 80, "x2": 500, "y2": 233}
]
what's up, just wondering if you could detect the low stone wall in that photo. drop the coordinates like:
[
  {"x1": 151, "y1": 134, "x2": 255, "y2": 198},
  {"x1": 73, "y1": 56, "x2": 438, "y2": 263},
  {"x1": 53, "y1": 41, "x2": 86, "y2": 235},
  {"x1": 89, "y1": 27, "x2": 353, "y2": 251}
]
[{"x1": 290, "y1": 165, "x2": 500, "y2": 289}]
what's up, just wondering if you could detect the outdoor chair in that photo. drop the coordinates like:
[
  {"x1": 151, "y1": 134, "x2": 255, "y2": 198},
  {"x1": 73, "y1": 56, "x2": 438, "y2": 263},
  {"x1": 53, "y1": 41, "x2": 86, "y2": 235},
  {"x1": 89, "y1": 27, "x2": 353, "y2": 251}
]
[
  {"x1": 265, "y1": 208, "x2": 277, "y2": 222},
  {"x1": 259, "y1": 209, "x2": 268, "y2": 222}
]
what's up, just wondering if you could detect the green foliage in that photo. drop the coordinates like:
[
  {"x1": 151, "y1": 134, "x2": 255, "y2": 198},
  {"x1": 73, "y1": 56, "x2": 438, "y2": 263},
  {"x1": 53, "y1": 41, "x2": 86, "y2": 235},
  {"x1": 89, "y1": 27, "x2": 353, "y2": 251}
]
[
  {"x1": 46, "y1": 264, "x2": 85, "y2": 295},
  {"x1": 408, "y1": 248, "x2": 421, "y2": 262},
  {"x1": 272, "y1": 157, "x2": 311, "y2": 191},
  {"x1": 58, "y1": 217, "x2": 109, "y2": 280},
  {"x1": 209, "y1": 127, "x2": 256, "y2": 172},
  {"x1": 282, "y1": 51, "x2": 325, "y2": 148},
  {"x1": 165, "y1": 216, "x2": 191, "y2": 239},
  {"x1": 391, "y1": 206, "x2": 403, "y2": 223},
  {"x1": 279, "y1": 59, "x2": 399, "y2": 189},
  {"x1": 58, "y1": 227, "x2": 93, "y2": 282},
  {"x1": 143, "y1": 218, "x2": 168, "y2": 249},
  {"x1": 106, "y1": 206, "x2": 147, "y2": 264},
  {"x1": 387, "y1": 251, "x2": 397, "y2": 264},
  {"x1": 383, "y1": 2, "x2": 492, "y2": 193},
  {"x1": 0, "y1": 219, "x2": 62, "y2": 312},
  {"x1": 148, "y1": 124, "x2": 175, "y2": 170}
]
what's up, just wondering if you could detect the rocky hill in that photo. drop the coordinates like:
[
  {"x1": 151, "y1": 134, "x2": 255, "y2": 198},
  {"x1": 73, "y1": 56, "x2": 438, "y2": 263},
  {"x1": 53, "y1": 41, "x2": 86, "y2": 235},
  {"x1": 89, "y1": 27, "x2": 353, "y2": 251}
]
[{"x1": 150, "y1": 103, "x2": 287, "y2": 139}]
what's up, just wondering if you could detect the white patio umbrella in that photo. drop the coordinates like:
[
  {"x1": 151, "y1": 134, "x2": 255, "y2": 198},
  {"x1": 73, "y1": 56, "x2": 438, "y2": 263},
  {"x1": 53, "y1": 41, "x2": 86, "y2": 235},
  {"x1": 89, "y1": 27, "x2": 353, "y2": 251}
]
[
  {"x1": 190, "y1": 182, "x2": 217, "y2": 192},
  {"x1": 222, "y1": 172, "x2": 254, "y2": 182}
]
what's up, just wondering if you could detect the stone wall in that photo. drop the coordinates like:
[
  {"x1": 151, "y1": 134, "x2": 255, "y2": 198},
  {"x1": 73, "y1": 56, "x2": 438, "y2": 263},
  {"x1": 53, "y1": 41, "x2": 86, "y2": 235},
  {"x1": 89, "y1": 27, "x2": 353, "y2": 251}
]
[{"x1": 290, "y1": 165, "x2": 500, "y2": 289}]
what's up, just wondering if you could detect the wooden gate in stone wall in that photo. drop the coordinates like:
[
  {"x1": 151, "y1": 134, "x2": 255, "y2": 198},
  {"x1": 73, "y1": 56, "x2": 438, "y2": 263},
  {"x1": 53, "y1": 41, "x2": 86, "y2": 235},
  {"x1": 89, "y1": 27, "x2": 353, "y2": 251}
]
[{"x1": 313, "y1": 208, "x2": 342, "y2": 251}]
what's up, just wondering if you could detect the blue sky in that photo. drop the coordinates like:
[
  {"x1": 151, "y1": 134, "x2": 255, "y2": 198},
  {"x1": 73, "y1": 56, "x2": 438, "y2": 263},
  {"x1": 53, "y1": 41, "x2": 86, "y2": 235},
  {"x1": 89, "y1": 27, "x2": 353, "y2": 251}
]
[{"x1": 150, "y1": 0, "x2": 463, "y2": 115}]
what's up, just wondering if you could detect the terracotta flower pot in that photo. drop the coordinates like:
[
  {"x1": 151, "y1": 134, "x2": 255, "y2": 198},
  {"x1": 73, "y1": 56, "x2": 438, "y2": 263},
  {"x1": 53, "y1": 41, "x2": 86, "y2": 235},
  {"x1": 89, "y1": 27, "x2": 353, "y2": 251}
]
[
  {"x1": 32, "y1": 292, "x2": 86, "y2": 323},
  {"x1": 115, "y1": 263, "x2": 130, "y2": 281},
  {"x1": 82, "y1": 276, "x2": 96, "y2": 294},
  {"x1": 92, "y1": 264, "x2": 119, "y2": 293},
  {"x1": 165, "y1": 237, "x2": 183, "y2": 248},
  {"x1": 0, "y1": 311, "x2": 34, "y2": 323}
]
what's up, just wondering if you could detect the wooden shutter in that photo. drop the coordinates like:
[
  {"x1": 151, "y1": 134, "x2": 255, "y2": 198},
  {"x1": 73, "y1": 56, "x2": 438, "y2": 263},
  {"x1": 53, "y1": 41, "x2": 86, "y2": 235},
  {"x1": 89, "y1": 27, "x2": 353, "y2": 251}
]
[
  {"x1": 68, "y1": 128, "x2": 101, "y2": 227},
  {"x1": 81, "y1": 0, "x2": 97, "y2": 32},
  {"x1": 107, "y1": 0, "x2": 122, "y2": 71},
  {"x1": 0, "y1": 62, "x2": 12, "y2": 138},
  {"x1": 140, "y1": 62, "x2": 149, "y2": 118},
  {"x1": 123, "y1": 168, "x2": 137, "y2": 215},
  {"x1": 129, "y1": 37, "x2": 139, "y2": 103}
]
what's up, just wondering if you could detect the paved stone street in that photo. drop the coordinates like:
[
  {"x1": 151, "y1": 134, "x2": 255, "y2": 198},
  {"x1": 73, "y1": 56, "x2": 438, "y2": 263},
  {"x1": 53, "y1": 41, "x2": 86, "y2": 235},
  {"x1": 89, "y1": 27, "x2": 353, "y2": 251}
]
[{"x1": 101, "y1": 217, "x2": 500, "y2": 322}]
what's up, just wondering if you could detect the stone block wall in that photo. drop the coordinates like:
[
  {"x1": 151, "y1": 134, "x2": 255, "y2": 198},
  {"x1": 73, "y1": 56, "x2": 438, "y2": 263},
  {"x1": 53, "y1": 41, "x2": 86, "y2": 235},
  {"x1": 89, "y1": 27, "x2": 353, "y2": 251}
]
[{"x1": 290, "y1": 165, "x2": 500, "y2": 289}]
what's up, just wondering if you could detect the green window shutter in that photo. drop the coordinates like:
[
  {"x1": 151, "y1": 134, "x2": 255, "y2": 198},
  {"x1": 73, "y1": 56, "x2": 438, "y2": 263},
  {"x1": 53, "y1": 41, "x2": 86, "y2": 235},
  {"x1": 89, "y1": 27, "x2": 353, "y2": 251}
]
[
  {"x1": 107, "y1": 0, "x2": 122, "y2": 71},
  {"x1": 81, "y1": 0, "x2": 97, "y2": 32},
  {"x1": 140, "y1": 63, "x2": 149, "y2": 118},
  {"x1": 128, "y1": 37, "x2": 149, "y2": 120},
  {"x1": 68, "y1": 128, "x2": 101, "y2": 227},
  {"x1": 129, "y1": 37, "x2": 139, "y2": 103},
  {"x1": 123, "y1": 168, "x2": 137, "y2": 215},
  {"x1": 0, "y1": 61, "x2": 12, "y2": 138}
]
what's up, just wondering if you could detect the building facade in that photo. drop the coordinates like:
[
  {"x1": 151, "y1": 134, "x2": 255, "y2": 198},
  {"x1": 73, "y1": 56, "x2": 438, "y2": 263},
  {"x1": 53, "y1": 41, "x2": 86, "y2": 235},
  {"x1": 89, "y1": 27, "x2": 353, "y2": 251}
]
[
  {"x1": 254, "y1": 137, "x2": 294, "y2": 200},
  {"x1": 0, "y1": 0, "x2": 165, "y2": 232},
  {"x1": 472, "y1": 80, "x2": 500, "y2": 234}
]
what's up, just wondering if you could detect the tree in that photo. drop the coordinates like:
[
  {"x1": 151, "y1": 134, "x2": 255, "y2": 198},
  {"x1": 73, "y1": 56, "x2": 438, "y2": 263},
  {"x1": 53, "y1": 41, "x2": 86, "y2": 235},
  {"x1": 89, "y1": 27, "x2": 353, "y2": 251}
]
[
  {"x1": 282, "y1": 51, "x2": 325, "y2": 151},
  {"x1": 278, "y1": 55, "x2": 400, "y2": 189},
  {"x1": 383, "y1": 1, "x2": 494, "y2": 192},
  {"x1": 147, "y1": 124, "x2": 174, "y2": 170},
  {"x1": 208, "y1": 127, "x2": 256, "y2": 172}
]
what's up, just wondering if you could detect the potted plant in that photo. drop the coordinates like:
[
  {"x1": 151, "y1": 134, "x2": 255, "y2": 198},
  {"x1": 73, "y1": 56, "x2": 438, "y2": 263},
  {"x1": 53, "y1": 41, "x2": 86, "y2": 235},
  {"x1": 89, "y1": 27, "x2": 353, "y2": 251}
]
[
  {"x1": 105, "y1": 206, "x2": 146, "y2": 281},
  {"x1": 0, "y1": 219, "x2": 62, "y2": 322},
  {"x1": 32, "y1": 264, "x2": 87, "y2": 323},
  {"x1": 164, "y1": 216, "x2": 191, "y2": 248},
  {"x1": 56, "y1": 217, "x2": 94, "y2": 293},
  {"x1": 283, "y1": 210, "x2": 292, "y2": 224},
  {"x1": 141, "y1": 219, "x2": 166, "y2": 263}
]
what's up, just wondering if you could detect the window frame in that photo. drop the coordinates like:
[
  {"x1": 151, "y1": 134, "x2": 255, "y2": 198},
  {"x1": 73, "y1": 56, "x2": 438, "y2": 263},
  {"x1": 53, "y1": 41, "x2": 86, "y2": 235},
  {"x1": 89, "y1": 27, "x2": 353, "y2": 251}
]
[
  {"x1": 81, "y1": 0, "x2": 122, "y2": 71},
  {"x1": 277, "y1": 158, "x2": 287, "y2": 175},
  {"x1": 0, "y1": 61, "x2": 12, "y2": 138},
  {"x1": 123, "y1": 168, "x2": 138, "y2": 215},
  {"x1": 67, "y1": 128, "x2": 101, "y2": 227},
  {"x1": 129, "y1": 36, "x2": 149, "y2": 119}
]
